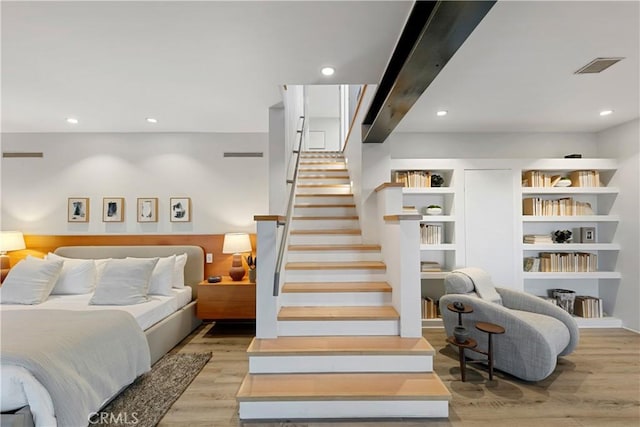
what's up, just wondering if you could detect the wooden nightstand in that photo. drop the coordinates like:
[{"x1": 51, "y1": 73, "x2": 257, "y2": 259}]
[{"x1": 196, "y1": 276, "x2": 256, "y2": 320}]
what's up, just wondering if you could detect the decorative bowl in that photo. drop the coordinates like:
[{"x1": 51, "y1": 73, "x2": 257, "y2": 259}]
[
  {"x1": 425, "y1": 207, "x2": 443, "y2": 215},
  {"x1": 555, "y1": 179, "x2": 572, "y2": 187}
]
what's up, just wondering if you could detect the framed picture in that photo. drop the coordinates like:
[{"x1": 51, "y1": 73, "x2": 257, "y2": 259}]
[
  {"x1": 103, "y1": 197, "x2": 124, "y2": 222},
  {"x1": 137, "y1": 198, "x2": 158, "y2": 222},
  {"x1": 580, "y1": 227, "x2": 596, "y2": 243},
  {"x1": 170, "y1": 197, "x2": 191, "y2": 222},
  {"x1": 68, "y1": 197, "x2": 89, "y2": 222}
]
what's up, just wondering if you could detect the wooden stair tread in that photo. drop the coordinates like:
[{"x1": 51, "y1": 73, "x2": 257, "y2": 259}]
[
  {"x1": 282, "y1": 282, "x2": 391, "y2": 293},
  {"x1": 294, "y1": 203, "x2": 356, "y2": 208},
  {"x1": 290, "y1": 229, "x2": 361, "y2": 235},
  {"x1": 299, "y1": 168, "x2": 349, "y2": 172},
  {"x1": 300, "y1": 161, "x2": 346, "y2": 165},
  {"x1": 298, "y1": 176, "x2": 350, "y2": 180},
  {"x1": 292, "y1": 216, "x2": 359, "y2": 220},
  {"x1": 295, "y1": 194, "x2": 354, "y2": 198},
  {"x1": 278, "y1": 305, "x2": 399, "y2": 320},
  {"x1": 247, "y1": 336, "x2": 434, "y2": 355},
  {"x1": 237, "y1": 372, "x2": 450, "y2": 401},
  {"x1": 288, "y1": 244, "x2": 380, "y2": 251},
  {"x1": 297, "y1": 184, "x2": 350, "y2": 188},
  {"x1": 285, "y1": 261, "x2": 385, "y2": 270}
]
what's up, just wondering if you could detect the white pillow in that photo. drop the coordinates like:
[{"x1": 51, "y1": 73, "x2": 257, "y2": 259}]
[
  {"x1": 127, "y1": 255, "x2": 175, "y2": 296},
  {"x1": 0, "y1": 258, "x2": 63, "y2": 304},
  {"x1": 172, "y1": 253, "x2": 187, "y2": 289},
  {"x1": 46, "y1": 253, "x2": 97, "y2": 295},
  {"x1": 89, "y1": 258, "x2": 158, "y2": 305}
]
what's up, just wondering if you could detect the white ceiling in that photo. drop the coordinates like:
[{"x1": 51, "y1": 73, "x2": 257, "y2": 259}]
[
  {"x1": 2, "y1": 1, "x2": 638, "y2": 135},
  {"x1": 1, "y1": 1, "x2": 412, "y2": 133},
  {"x1": 396, "y1": 0, "x2": 640, "y2": 133}
]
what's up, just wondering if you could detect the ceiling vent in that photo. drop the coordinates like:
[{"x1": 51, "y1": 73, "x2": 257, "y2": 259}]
[{"x1": 574, "y1": 57, "x2": 624, "y2": 74}]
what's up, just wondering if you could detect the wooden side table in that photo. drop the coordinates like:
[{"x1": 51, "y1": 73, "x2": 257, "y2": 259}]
[
  {"x1": 446, "y1": 336, "x2": 478, "y2": 382},
  {"x1": 475, "y1": 321, "x2": 506, "y2": 380},
  {"x1": 196, "y1": 276, "x2": 256, "y2": 320}
]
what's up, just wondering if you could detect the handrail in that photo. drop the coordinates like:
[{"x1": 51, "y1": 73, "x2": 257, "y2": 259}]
[{"x1": 273, "y1": 115, "x2": 305, "y2": 296}]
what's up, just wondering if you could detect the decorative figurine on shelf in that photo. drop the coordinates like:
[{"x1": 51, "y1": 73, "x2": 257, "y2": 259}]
[
  {"x1": 246, "y1": 254, "x2": 257, "y2": 283},
  {"x1": 431, "y1": 174, "x2": 444, "y2": 187},
  {"x1": 553, "y1": 229, "x2": 572, "y2": 243}
]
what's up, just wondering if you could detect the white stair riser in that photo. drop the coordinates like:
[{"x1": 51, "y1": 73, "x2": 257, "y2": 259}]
[
  {"x1": 280, "y1": 292, "x2": 391, "y2": 306},
  {"x1": 278, "y1": 320, "x2": 399, "y2": 336},
  {"x1": 249, "y1": 354, "x2": 432, "y2": 374},
  {"x1": 288, "y1": 234, "x2": 362, "y2": 245},
  {"x1": 286, "y1": 251, "x2": 382, "y2": 262},
  {"x1": 296, "y1": 186, "x2": 351, "y2": 195},
  {"x1": 239, "y1": 400, "x2": 448, "y2": 419},
  {"x1": 291, "y1": 219, "x2": 359, "y2": 230},
  {"x1": 298, "y1": 178, "x2": 350, "y2": 184},
  {"x1": 300, "y1": 162, "x2": 346, "y2": 167},
  {"x1": 298, "y1": 170, "x2": 349, "y2": 177},
  {"x1": 284, "y1": 269, "x2": 385, "y2": 282},
  {"x1": 293, "y1": 206, "x2": 356, "y2": 216}
]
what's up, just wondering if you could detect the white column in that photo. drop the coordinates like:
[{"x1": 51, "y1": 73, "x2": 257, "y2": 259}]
[{"x1": 254, "y1": 215, "x2": 282, "y2": 338}]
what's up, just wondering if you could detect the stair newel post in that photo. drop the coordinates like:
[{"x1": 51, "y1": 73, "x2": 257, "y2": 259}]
[
  {"x1": 382, "y1": 214, "x2": 422, "y2": 337},
  {"x1": 254, "y1": 215, "x2": 283, "y2": 338}
]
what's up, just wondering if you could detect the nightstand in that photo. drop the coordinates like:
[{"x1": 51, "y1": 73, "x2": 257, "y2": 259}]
[{"x1": 196, "y1": 276, "x2": 256, "y2": 320}]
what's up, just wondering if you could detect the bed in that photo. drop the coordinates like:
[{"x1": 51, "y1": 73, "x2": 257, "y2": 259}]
[{"x1": 0, "y1": 245, "x2": 204, "y2": 427}]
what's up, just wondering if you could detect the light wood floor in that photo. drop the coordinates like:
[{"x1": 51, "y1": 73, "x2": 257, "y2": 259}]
[{"x1": 160, "y1": 324, "x2": 640, "y2": 427}]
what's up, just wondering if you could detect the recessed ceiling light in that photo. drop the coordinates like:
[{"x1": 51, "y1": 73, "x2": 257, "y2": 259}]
[
  {"x1": 321, "y1": 67, "x2": 335, "y2": 76},
  {"x1": 66, "y1": 117, "x2": 78, "y2": 124},
  {"x1": 599, "y1": 110, "x2": 613, "y2": 116},
  {"x1": 436, "y1": 110, "x2": 448, "y2": 117},
  {"x1": 146, "y1": 117, "x2": 158, "y2": 123}
]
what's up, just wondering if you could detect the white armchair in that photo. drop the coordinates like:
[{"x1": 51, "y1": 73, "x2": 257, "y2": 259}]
[{"x1": 439, "y1": 268, "x2": 579, "y2": 382}]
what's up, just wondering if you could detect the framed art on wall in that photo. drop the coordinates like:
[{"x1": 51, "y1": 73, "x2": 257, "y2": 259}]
[
  {"x1": 170, "y1": 197, "x2": 191, "y2": 222},
  {"x1": 137, "y1": 198, "x2": 158, "y2": 222},
  {"x1": 103, "y1": 197, "x2": 124, "y2": 222},
  {"x1": 68, "y1": 197, "x2": 89, "y2": 222}
]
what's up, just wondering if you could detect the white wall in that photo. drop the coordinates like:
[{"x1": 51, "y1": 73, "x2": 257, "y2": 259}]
[
  {"x1": 306, "y1": 117, "x2": 340, "y2": 151},
  {"x1": 597, "y1": 118, "x2": 640, "y2": 332},
  {"x1": 1, "y1": 132, "x2": 268, "y2": 235},
  {"x1": 388, "y1": 132, "x2": 599, "y2": 159}
]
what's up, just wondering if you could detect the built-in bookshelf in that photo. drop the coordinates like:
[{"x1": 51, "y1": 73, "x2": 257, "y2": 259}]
[
  {"x1": 385, "y1": 158, "x2": 622, "y2": 328},
  {"x1": 520, "y1": 160, "x2": 621, "y2": 327}
]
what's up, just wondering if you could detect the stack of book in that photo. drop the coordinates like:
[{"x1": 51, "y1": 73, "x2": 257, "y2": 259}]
[
  {"x1": 523, "y1": 170, "x2": 554, "y2": 187},
  {"x1": 569, "y1": 170, "x2": 601, "y2": 187},
  {"x1": 539, "y1": 252, "x2": 598, "y2": 272},
  {"x1": 402, "y1": 205, "x2": 418, "y2": 214},
  {"x1": 393, "y1": 170, "x2": 431, "y2": 188},
  {"x1": 421, "y1": 261, "x2": 442, "y2": 272},
  {"x1": 574, "y1": 295, "x2": 604, "y2": 318},
  {"x1": 523, "y1": 234, "x2": 553, "y2": 244},
  {"x1": 421, "y1": 297, "x2": 439, "y2": 319},
  {"x1": 523, "y1": 197, "x2": 594, "y2": 216},
  {"x1": 420, "y1": 224, "x2": 443, "y2": 245}
]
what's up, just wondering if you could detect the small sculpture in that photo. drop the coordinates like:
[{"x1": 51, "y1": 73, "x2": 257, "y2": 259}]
[{"x1": 553, "y1": 230, "x2": 572, "y2": 243}]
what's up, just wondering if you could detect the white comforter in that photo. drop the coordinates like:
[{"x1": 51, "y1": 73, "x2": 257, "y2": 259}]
[{"x1": 1, "y1": 310, "x2": 150, "y2": 427}]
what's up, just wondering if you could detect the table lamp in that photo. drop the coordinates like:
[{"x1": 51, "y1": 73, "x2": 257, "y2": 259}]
[
  {"x1": 222, "y1": 233, "x2": 252, "y2": 281},
  {"x1": 1, "y1": 231, "x2": 26, "y2": 274}
]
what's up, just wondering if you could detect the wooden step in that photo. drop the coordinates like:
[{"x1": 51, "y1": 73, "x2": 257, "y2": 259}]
[
  {"x1": 299, "y1": 168, "x2": 349, "y2": 173},
  {"x1": 300, "y1": 161, "x2": 346, "y2": 165},
  {"x1": 285, "y1": 261, "x2": 385, "y2": 270},
  {"x1": 288, "y1": 244, "x2": 380, "y2": 251},
  {"x1": 294, "y1": 204, "x2": 356, "y2": 209},
  {"x1": 298, "y1": 176, "x2": 349, "y2": 180},
  {"x1": 237, "y1": 372, "x2": 450, "y2": 402},
  {"x1": 282, "y1": 282, "x2": 391, "y2": 293},
  {"x1": 247, "y1": 336, "x2": 433, "y2": 356},
  {"x1": 290, "y1": 229, "x2": 361, "y2": 235},
  {"x1": 295, "y1": 194, "x2": 354, "y2": 198},
  {"x1": 297, "y1": 184, "x2": 350, "y2": 188},
  {"x1": 278, "y1": 306, "x2": 398, "y2": 321},
  {"x1": 292, "y1": 216, "x2": 358, "y2": 221}
]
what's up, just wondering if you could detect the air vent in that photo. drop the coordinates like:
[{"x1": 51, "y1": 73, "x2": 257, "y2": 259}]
[
  {"x1": 3, "y1": 152, "x2": 44, "y2": 158},
  {"x1": 223, "y1": 152, "x2": 263, "y2": 158},
  {"x1": 574, "y1": 57, "x2": 624, "y2": 74}
]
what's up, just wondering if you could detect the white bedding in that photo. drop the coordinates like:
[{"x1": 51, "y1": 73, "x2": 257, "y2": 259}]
[
  {"x1": 0, "y1": 288, "x2": 192, "y2": 426},
  {"x1": 0, "y1": 287, "x2": 191, "y2": 331}
]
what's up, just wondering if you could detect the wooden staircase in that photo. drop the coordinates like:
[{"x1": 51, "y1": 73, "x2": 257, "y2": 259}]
[{"x1": 237, "y1": 151, "x2": 450, "y2": 419}]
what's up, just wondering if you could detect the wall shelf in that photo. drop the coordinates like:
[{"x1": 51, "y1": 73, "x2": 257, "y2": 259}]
[
  {"x1": 522, "y1": 187, "x2": 620, "y2": 195},
  {"x1": 420, "y1": 244, "x2": 456, "y2": 251},
  {"x1": 522, "y1": 215, "x2": 620, "y2": 222},
  {"x1": 403, "y1": 187, "x2": 455, "y2": 195},
  {"x1": 523, "y1": 272, "x2": 621, "y2": 279},
  {"x1": 420, "y1": 215, "x2": 455, "y2": 222},
  {"x1": 522, "y1": 243, "x2": 621, "y2": 251}
]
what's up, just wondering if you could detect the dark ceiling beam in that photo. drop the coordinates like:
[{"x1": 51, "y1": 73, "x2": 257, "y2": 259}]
[{"x1": 362, "y1": 0, "x2": 496, "y2": 143}]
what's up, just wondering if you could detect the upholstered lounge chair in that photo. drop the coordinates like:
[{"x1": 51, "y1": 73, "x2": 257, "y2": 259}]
[{"x1": 439, "y1": 268, "x2": 579, "y2": 382}]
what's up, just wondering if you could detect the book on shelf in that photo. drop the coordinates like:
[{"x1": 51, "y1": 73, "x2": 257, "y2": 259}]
[
  {"x1": 538, "y1": 252, "x2": 598, "y2": 272},
  {"x1": 419, "y1": 223, "x2": 443, "y2": 245},
  {"x1": 523, "y1": 197, "x2": 594, "y2": 216},
  {"x1": 393, "y1": 170, "x2": 431, "y2": 188},
  {"x1": 523, "y1": 234, "x2": 553, "y2": 244},
  {"x1": 523, "y1": 170, "x2": 552, "y2": 187},
  {"x1": 421, "y1": 297, "x2": 439, "y2": 319},
  {"x1": 402, "y1": 205, "x2": 418, "y2": 214},
  {"x1": 574, "y1": 295, "x2": 604, "y2": 318},
  {"x1": 569, "y1": 170, "x2": 601, "y2": 188},
  {"x1": 523, "y1": 257, "x2": 541, "y2": 272},
  {"x1": 421, "y1": 261, "x2": 442, "y2": 272}
]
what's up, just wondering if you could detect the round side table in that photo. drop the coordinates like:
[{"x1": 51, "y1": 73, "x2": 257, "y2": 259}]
[{"x1": 475, "y1": 321, "x2": 506, "y2": 380}]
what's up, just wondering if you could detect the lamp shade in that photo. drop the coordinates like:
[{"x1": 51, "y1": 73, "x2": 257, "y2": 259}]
[
  {"x1": 222, "y1": 233, "x2": 252, "y2": 254},
  {"x1": 0, "y1": 231, "x2": 26, "y2": 253}
]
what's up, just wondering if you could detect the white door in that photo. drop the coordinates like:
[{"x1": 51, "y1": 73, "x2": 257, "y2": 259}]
[{"x1": 464, "y1": 169, "x2": 517, "y2": 289}]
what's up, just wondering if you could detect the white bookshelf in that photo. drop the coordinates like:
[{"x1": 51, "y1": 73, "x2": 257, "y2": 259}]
[{"x1": 523, "y1": 272, "x2": 621, "y2": 279}]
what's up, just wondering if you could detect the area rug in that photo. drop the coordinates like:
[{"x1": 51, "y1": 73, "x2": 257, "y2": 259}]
[{"x1": 93, "y1": 352, "x2": 211, "y2": 427}]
